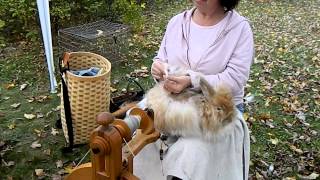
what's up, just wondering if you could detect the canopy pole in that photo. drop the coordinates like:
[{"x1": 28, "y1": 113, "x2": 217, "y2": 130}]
[{"x1": 37, "y1": 0, "x2": 57, "y2": 93}]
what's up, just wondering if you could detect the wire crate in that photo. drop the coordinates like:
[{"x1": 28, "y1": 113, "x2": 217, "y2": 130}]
[{"x1": 58, "y1": 20, "x2": 130, "y2": 63}]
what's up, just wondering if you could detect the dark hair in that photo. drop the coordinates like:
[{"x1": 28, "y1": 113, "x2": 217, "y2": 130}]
[{"x1": 220, "y1": 0, "x2": 240, "y2": 12}]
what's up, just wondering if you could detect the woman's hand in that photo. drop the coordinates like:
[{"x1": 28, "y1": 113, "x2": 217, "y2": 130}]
[
  {"x1": 164, "y1": 75, "x2": 191, "y2": 94},
  {"x1": 151, "y1": 61, "x2": 167, "y2": 81}
]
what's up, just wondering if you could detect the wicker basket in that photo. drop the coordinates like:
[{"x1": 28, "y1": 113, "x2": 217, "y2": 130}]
[{"x1": 60, "y1": 52, "x2": 111, "y2": 145}]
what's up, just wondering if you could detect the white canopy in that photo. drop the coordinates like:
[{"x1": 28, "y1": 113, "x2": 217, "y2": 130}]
[{"x1": 37, "y1": 0, "x2": 57, "y2": 93}]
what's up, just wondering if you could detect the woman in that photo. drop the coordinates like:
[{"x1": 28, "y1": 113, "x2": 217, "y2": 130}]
[{"x1": 134, "y1": 0, "x2": 254, "y2": 179}]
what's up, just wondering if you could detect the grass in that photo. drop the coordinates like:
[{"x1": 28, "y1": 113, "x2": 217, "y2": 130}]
[{"x1": 1, "y1": 0, "x2": 319, "y2": 179}]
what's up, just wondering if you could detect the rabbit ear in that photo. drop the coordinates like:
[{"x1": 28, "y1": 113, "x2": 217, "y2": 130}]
[{"x1": 199, "y1": 77, "x2": 215, "y2": 99}]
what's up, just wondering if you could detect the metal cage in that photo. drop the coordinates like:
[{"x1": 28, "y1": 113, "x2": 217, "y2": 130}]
[{"x1": 58, "y1": 20, "x2": 130, "y2": 64}]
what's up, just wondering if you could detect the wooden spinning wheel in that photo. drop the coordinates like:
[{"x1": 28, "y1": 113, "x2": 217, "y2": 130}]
[{"x1": 65, "y1": 107, "x2": 160, "y2": 180}]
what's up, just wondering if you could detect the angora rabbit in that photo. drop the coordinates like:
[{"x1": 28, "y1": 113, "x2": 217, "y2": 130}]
[{"x1": 146, "y1": 67, "x2": 236, "y2": 139}]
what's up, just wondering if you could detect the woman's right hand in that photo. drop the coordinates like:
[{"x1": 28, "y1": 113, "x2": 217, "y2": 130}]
[{"x1": 151, "y1": 61, "x2": 167, "y2": 81}]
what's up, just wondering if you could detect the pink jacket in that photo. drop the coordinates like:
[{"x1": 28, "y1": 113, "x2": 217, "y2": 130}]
[{"x1": 154, "y1": 8, "x2": 254, "y2": 105}]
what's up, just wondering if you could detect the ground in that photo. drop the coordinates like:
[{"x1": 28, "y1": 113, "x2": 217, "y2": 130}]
[{"x1": 0, "y1": 0, "x2": 319, "y2": 179}]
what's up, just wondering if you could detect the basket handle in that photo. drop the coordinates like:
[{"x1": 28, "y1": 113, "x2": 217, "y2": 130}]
[
  {"x1": 59, "y1": 52, "x2": 71, "y2": 74},
  {"x1": 58, "y1": 51, "x2": 74, "y2": 151},
  {"x1": 62, "y1": 52, "x2": 71, "y2": 66}
]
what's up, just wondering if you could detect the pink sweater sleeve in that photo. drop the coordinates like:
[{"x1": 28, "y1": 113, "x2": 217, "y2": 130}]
[
  {"x1": 153, "y1": 15, "x2": 180, "y2": 63},
  {"x1": 153, "y1": 27, "x2": 169, "y2": 63},
  {"x1": 188, "y1": 22, "x2": 254, "y2": 94}
]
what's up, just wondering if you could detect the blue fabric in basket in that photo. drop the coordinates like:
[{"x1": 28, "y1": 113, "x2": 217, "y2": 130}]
[{"x1": 71, "y1": 67, "x2": 100, "y2": 76}]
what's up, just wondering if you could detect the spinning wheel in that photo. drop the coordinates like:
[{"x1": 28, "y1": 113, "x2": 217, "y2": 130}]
[{"x1": 66, "y1": 108, "x2": 160, "y2": 180}]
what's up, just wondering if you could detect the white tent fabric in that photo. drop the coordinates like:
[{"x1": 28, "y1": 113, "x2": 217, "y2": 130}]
[{"x1": 37, "y1": 0, "x2": 57, "y2": 93}]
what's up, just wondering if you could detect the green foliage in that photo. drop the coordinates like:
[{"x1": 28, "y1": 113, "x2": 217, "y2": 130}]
[
  {"x1": 0, "y1": 0, "x2": 146, "y2": 41},
  {"x1": 0, "y1": 20, "x2": 5, "y2": 29},
  {"x1": 112, "y1": 0, "x2": 145, "y2": 31},
  {"x1": 0, "y1": 0, "x2": 37, "y2": 38},
  {"x1": 49, "y1": 1, "x2": 72, "y2": 21},
  {"x1": 25, "y1": 30, "x2": 39, "y2": 42}
]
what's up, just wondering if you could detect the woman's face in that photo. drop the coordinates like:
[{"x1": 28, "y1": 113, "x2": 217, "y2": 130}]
[{"x1": 192, "y1": 0, "x2": 221, "y2": 12}]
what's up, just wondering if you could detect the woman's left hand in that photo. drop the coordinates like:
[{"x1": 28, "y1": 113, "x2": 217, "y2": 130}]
[{"x1": 164, "y1": 75, "x2": 191, "y2": 94}]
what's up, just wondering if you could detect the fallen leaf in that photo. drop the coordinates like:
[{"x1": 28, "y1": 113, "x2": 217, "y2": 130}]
[
  {"x1": 265, "y1": 98, "x2": 271, "y2": 106},
  {"x1": 31, "y1": 141, "x2": 41, "y2": 149},
  {"x1": 96, "y1": 29, "x2": 103, "y2": 36},
  {"x1": 243, "y1": 112, "x2": 249, "y2": 121},
  {"x1": 8, "y1": 123, "x2": 16, "y2": 130},
  {"x1": 53, "y1": 105, "x2": 60, "y2": 111},
  {"x1": 0, "y1": 141, "x2": 5, "y2": 148},
  {"x1": 3, "y1": 96, "x2": 10, "y2": 100},
  {"x1": 24, "y1": 113, "x2": 36, "y2": 120},
  {"x1": 110, "y1": 87, "x2": 117, "y2": 93},
  {"x1": 289, "y1": 145, "x2": 303, "y2": 154},
  {"x1": 113, "y1": 80, "x2": 119, "y2": 85},
  {"x1": 310, "y1": 130, "x2": 317, "y2": 136},
  {"x1": 255, "y1": 172, "x2": 264, "y2": 180},
  {"x1": 301, "y1": 121, "x2": 310, "y2": 127},
  {"x1": 36, "y1": 95, "x2": 50, "y2": 102},
  {"x1": 10, "y1": 103, "x2": 21, "y2": 108},
  {"x1": 283, "y1": 177, "x2": 296, "y2": 180},
  {"x1": 35, "y1": 169, "x2": 44, "y2": 177},
  {"x1": 270, "y1": 138, "x2": 279, "y2": 145},
  {"x1": 64, "y1": 166, "x2": 73, "y2": 174},
  {"x1": 6, "y1": 161, "x2": 15, "y2": 167},
  {"x1": 284, "y1": 121, "x2": 293, "y2": 128},
  {"x1": 5, "y1": 83, "x2": 15, "y2": 89},
  {"x1": 258, "y1": 113, "x2": 272, "y2": 120},
  {"x1": 51, "y1": 128, "x2": 59, "y2": 136},
  {"x1": 267, "y1": 133, "x2": 274, "y2": 136},
  {"x1": 266, "y1": 121, "x2": 275, "y2": 128},
  {"x1": 56, "y1": 160, "x2": 63, "y2": 168},
  {"x1": 34, "y1": 129, "x2": 42, "y2": 137},
  {"x1": 244, "y1": 94, "x2": 255, "y2": 104},
  {"x1": 37, "y1": 113, "x2": 44, "y2": 118},
  {"x1": 295, "y1": 111, "x2": 306, "y2": 121},
  {"x1": 46, "y1": 110, "x2": 53, "y2": 117},
  {"x1": 20, "y1": 83, "x2": 28, "y2": 91},
  {"x1": 250, "y1": 135, "x2": 257, "y2": 143},
  {"x1": 298, "y1": 172, "x2": 319, "y2": 180},
  {"x1": 3, "y1": 160, "x2": 15, "y2": 167},
  {"x1": 267, "y1": 164, "x2": 274, "y2": 176},
  {"x1": 43, "y1": 149, "x2": 51, "y2": 156}
]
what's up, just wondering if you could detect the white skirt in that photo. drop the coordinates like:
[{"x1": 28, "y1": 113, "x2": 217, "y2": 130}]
[{"x1": 133, "y1": 109, "x2": 250, "y2": 180}]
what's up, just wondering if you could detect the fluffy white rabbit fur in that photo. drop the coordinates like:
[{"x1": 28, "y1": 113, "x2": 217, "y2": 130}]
[{"x1": 146, "y1": 66, "x2": 236, "y2": 139}]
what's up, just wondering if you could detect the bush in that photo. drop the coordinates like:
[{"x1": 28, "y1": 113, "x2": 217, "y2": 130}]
[
  {"x1": 0, "y1": 0, "x2": 146, "y2": 42},
  {"x1": 112, "y1": 0, "x2": 145, "y2": 31},
  {"x1": 0, "y1": 0, "x2": 37, "y2": 40}
]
